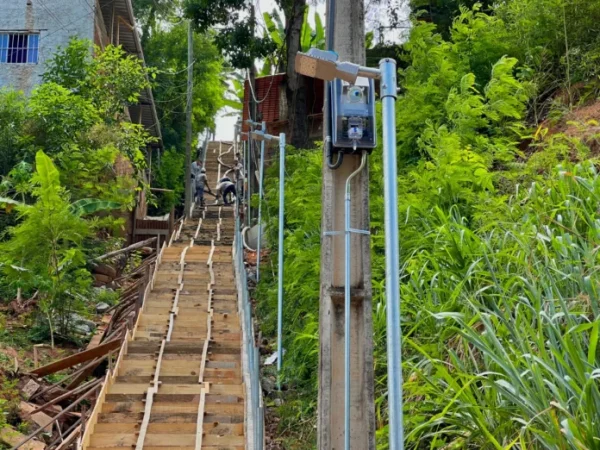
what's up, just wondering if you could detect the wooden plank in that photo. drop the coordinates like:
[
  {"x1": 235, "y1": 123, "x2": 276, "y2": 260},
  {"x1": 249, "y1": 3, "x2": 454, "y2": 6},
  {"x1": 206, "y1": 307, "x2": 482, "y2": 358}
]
[
  {"x1": 194, "y1": 219, "x2": 203, "y2": 240},
  {"x1": 134, "y1": 389, "x2": 154, "y2": 450},
  {"x1": 94, "y1": 237, "x2": 157, "y2": 262},
  {"x1": 204, "y1": 422, "x2": 244, "y2": 435},
  {"x1": 90, "y1": 433, "x2": 137, "y2": 447},
  {"x1": 134, "y1": 335, "x2": 165, "y2": 450},
  {"x1": 18, "y1": 402, "x2": 52, "y2": 432},
  {"x1": 54, "y1": 424, "x2": 81, "y2": 450},
  {"x1": 148, "y1": 423, "x2": 197, "y2": 434},
  {"x1": 0, "y1": 427, "x2": 45, "y2": 450},
  {"x1": 145, "y1": 433, "x2": 195, "y2": 446},
  {"x1": 199, "y1": 313, "x2": 212, "y2": 384},
  {"x1": 202, "y1": 434, "x2": 245, "y2": 446},
  {"x1": 29, "y1": 339, "x2": 121, "y2": 377},
  {"x1": 100, "y1": 401, "x2": 145, "y2": 414},
  {"x1": 194, "y1": 387, "x2": 206, "y2": 450},
  {"x1": 203, "y1": 403, "x2": 245, "y2": 415},
  {"x1": 95, "y1": 423, "x2": 200, "y2": 434},
  {"x1": 208, "y1": 385, "x2": 244, "y2": 396}
]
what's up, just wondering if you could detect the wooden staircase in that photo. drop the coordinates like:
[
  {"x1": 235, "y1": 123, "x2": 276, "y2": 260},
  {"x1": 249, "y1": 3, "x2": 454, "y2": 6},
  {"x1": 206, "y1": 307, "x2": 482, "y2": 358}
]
[{"x1": 80, "y1": 142, "x2": 245, "y2": 450}]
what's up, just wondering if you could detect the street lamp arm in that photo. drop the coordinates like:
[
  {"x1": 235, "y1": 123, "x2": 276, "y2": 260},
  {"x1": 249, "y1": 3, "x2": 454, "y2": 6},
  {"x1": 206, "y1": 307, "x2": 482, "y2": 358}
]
[{"x1": 295, "y1": 49, "x2": 382, "y2": 84}]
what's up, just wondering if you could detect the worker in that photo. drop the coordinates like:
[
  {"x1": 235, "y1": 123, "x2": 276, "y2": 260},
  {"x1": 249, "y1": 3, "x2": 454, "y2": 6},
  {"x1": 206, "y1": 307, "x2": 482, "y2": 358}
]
[
  {"x1": 191, "y1": 157, "x2": 202, "y2": 180},
  {"x1": 216, "y1": 178, "x2": 237, "y2": 206},
  {"x1": 195, "y1": 168, "x2": 212, "y2": 207}
]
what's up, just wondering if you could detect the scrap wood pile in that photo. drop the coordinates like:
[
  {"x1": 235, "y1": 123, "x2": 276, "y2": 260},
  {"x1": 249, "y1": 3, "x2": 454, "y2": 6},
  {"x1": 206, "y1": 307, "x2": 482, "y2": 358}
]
[{"x1": 4, "y1": 238, "x2": 161, "y2": 450}]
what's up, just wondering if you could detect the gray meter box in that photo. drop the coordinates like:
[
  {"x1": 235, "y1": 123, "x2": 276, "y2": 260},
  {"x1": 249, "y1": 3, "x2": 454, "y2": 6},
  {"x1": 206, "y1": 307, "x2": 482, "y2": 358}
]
[{"x1": 332, "y1": 76, "x2": 377, "y2": 149}]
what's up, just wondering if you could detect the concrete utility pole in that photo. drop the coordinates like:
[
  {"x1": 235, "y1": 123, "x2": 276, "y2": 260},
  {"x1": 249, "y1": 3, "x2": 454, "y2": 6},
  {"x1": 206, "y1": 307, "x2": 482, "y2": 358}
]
[
  {"x1": 318, "y1": 1, "x2": 376, "y2": 449},
  {"x1": 248, "y1": 4, "x2": 259, "y2": 221},
  {"x1": 184, "y1": 21, "x2": 194, "y2": 215}
]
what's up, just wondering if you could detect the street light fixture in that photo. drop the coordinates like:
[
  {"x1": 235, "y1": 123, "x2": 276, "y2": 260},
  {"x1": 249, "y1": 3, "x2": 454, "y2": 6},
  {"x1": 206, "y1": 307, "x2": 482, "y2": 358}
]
[{"x1": 296, "y1": 50, "x2": 404, "y2": 450}]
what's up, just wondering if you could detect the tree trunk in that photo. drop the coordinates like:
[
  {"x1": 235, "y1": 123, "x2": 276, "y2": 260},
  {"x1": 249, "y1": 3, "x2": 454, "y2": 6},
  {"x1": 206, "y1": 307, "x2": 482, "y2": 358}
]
[{"x1": 285, "y1": 0, "x2": 309, "y2": 148}]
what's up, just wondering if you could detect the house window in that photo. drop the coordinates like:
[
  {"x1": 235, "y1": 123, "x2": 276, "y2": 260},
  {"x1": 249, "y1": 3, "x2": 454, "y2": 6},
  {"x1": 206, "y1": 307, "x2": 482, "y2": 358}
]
[{"x1": 0, "y1": 33, "x2": 40, "y2": 64}]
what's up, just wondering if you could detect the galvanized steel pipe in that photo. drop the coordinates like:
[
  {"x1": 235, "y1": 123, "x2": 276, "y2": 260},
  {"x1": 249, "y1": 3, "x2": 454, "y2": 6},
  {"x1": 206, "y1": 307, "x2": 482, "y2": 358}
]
[
  {"x1": 380, "y1": 58, "x2": 404, "y2": 450},
  {"x1": 344, "y1": 150, "x2": 367, "y2": 450},
  {"x1": 256, "y1": 121, "x2": 267, "y2": 282},
  {"x1": 277, "y1": 133, "x2": 286, "y2": 380}
]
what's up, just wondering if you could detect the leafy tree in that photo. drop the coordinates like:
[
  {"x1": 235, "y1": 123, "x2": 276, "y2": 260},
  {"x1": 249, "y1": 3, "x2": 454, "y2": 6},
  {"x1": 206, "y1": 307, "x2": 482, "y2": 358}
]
[
  {"x1": 132, "y1": 0, "x2": 180, "y2": 39},
  {"x1": 149, "y1": 148, "x2": 186, "y2": 215},
  {"x1": 184, "y1": 0, "x2": 315, "y2": 147},
  {"x1": 30, "y1": 40, "x2": 156, "y2": 208},
  {"x1": 410, "y1": 0, "x2": 495, "y2": 37},
  {"x1": 141, "y1": 23, "x2": 225, "y2": 149},
  {"x1": 261, "y1": 8, "x2": 325, "y2": 76},
  {"x1": 184, "y1": 0, "x2": 276, "y2": 70},
  {"x1": 43, "y1": 39, "x2": 154, "y2": 119},
  {"x1": 0, "y1": 90, "x2": 27, "y2": 178}
]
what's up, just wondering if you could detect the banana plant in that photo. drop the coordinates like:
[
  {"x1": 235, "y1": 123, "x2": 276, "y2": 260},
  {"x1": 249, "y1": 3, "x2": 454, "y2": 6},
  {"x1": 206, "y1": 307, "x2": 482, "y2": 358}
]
[
  {"x1": 221, "y1": 70, "x2": 245, "y2": 112},
  {"x1": 261, "y1": 7, "x2": 326, "y2": 76}
]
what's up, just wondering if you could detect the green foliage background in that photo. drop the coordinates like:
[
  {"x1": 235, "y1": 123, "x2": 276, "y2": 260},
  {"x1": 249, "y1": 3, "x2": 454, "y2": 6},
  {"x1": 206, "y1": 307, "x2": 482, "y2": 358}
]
[
  {"x1": 0, "y1": 41, "x2": 155, "y2": 341},
  {"x1": 255, "y1": 2, "x2": 600, "y2": 448}
]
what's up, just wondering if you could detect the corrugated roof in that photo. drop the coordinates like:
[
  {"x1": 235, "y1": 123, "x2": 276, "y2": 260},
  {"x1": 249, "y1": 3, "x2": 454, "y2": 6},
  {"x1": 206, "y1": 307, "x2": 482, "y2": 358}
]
[
  {"x1": 242, "y1": 74, "x2": 285, "y2": 134},
  {"x1": 241, "y1": 74, "x2": 324, "y2": 140}
]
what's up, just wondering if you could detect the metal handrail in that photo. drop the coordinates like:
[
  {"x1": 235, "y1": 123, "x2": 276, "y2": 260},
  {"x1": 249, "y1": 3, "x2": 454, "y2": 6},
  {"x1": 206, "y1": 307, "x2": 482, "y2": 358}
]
[{"x1": 234, "y1": 214, "x2": 264, "y2": 449}]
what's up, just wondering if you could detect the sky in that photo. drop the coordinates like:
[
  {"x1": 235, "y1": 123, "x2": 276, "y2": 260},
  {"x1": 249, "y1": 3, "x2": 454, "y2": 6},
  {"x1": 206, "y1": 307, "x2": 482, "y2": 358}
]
[{"x1": 213, "y1": 0, "x2": 410, "y2": 141}]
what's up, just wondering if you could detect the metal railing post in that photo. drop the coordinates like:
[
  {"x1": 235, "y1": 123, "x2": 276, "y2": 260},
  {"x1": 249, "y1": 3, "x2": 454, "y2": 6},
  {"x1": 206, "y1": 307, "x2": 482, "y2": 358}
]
[
  {"x1": 256, "y1": 121, "x2": 266, "y2": 282},
  {"x1": 380, "y1": 58, "x2": 404, "y2": 450},
  {"x1": 277, "y1": 133, "x2": 286, "y2": 383},
  {"x1": 235, "y1": 211, "x2": 264, "y2": 450}
]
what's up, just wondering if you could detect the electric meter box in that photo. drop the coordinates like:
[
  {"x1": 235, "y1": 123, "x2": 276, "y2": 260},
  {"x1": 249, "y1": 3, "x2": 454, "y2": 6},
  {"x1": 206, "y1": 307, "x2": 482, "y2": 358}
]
[{"x1": 331, "y1": 76, "x2": 377, "y2": 150}]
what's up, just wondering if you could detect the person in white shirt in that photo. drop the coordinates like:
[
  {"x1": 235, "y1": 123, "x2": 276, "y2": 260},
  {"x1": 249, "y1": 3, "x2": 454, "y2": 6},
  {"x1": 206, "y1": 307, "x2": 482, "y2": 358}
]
[
  {"x1": 195, "y1": 168, "x2": 212, "y2": 206},
  {"x1": 215, "y1": 177, "x2": 237, "y2": 206},
  {"x1": 191, "y1": 158, "x2": 202, "y2": 180}
]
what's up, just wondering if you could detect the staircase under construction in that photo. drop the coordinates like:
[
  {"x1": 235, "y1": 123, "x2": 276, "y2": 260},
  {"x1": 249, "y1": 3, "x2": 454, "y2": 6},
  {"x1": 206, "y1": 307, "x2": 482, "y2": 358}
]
[{"x1": 80, "y1": 143, "x2": 249, "y2": 450}]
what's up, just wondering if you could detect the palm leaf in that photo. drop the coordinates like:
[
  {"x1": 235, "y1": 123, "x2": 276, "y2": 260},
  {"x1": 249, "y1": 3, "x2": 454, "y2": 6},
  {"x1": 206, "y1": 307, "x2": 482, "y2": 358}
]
[
  {"x1": 365, "y1": 31, "x2": 374, "y2": 50},
  {"x1": 272, "y1": 9, "x2": 285, "y2": 37},
  {"x1": 263, "y1": 12, "x2": 283, "y2": 46},
  {"x1": 260, "y1": 58, "x2": 273, "y2": 76},
  {"x1": 314, "y1": 12, "x2": 325, "y2": 49},
  {"x1": 34, "y1": 150, "x2": 61, "y2": 205},
  {"x1": 223, "y1": 98, "x2": 243, "y2": 110},
  {"x1": 300, "y1": 7, "x2": 313, "y2": 52}
]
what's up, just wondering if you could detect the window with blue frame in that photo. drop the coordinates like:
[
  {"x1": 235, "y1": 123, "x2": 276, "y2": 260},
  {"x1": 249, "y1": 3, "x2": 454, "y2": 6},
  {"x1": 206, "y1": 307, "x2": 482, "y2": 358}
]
[{"x1": 0, "y1": 33, "x2": 40, "y2": 64}]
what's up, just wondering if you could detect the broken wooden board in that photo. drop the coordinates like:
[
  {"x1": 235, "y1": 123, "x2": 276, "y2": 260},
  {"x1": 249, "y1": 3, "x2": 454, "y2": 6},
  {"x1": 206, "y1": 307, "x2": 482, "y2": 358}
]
[
  {"x1": 30, "y1": 338, "x2": 121, "y2": 377},
  {"x1": 0, "y1": 426, "x2": 45, "y2": 450},
  {"x1": 19, "y1": 401, "x2": 53, "y2": 432}
]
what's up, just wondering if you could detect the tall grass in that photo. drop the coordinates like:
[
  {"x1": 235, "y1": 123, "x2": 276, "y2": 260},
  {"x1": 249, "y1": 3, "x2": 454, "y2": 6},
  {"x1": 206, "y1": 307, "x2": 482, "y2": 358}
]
[
  {"x1": 400, "y1": 163, "x2": 600, "y2": 448},
  {"x1": 257, "y1": 155, "x2": 600, "y2": 449}
]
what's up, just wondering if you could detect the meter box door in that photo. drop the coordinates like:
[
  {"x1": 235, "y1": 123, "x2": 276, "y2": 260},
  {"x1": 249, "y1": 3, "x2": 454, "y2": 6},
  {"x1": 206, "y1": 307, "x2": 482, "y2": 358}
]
[{"x1": 331, "y1": 76, "x2": 377, "y2": 150}]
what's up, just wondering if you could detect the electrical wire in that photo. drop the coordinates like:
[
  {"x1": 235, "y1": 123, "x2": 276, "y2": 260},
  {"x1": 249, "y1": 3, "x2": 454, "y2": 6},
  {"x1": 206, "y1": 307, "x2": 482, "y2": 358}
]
[
  {"x1": 245, "y1": 68, "x2": 277, "y2": 105},
  {"x1": 39, "y1": 0, "x2": 66, "y2": 28},
  {"x1": 39, "y1": 0, "x2": 121, "y2": 43},
  {"x1": 158, "y1": 59, "x2": 196, "y2": 76},
  {"x1": 324, "y1": 0, "x2": 343, "y2": 170}
]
